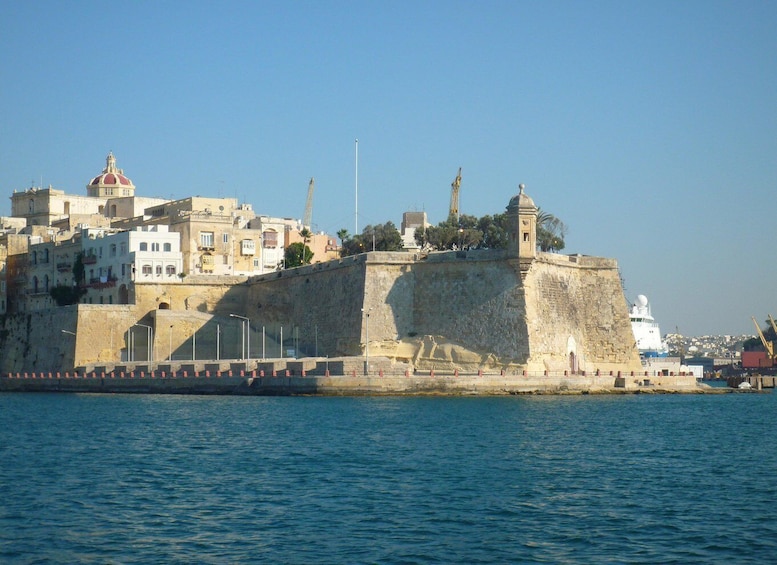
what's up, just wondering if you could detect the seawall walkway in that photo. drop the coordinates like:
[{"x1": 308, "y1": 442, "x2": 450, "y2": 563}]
[{"x1": 0, "y1": 367, "x2": 715, "y2": 395}]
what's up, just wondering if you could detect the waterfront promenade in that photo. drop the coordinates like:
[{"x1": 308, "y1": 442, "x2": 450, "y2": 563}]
[{"x1": 1, "y1": 356, "x2": 711, "y2": 395}]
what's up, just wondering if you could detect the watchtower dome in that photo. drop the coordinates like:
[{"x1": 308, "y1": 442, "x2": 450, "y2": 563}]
[
  {"x1": 505, "y1": 183, "x2": 537, "y2": 261},
  {"x1": 86, "y1": 152, "x2": 136, "y2": 197}
]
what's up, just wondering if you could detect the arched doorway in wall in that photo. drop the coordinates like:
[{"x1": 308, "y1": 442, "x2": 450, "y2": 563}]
[
  {"x1": 118, "y1": 284, "x2": 129, "y2": 305},
  {"x1": 158, "y1": 302, "x2": 171, "y2": 310},
  {"x1": 566, "y1": 336, "x2": 578, "y2": 374}
]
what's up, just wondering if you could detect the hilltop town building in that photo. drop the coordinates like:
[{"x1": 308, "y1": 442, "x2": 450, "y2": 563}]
[
  {"x1": 1, "y1": 153, "x2": 341, "y2": 315},
  {"x1": 400, "y1": 211, "x2": 430, "y2": 250},
  {"x1": 11, "y1": 152, "x2": 166, "y2": 227}
]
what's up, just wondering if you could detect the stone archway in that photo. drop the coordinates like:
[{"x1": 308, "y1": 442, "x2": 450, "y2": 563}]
[
  {"x1": 118, "y1": 284, "x2": 129, "y2": 305},
  {"x1": 158, "y1": 302, "x2": 171, "y2": 310},
  {"x1": 566, "y1": 336, "x2": 578, "y2": 374}
]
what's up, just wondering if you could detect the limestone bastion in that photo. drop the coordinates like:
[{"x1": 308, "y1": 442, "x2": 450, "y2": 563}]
[
  {"x1": 0, "y1": 186, "x2": 643, "y2": 375},
  {"x1": 0, "y1": 244, "x2": 642, "y2": 376}
]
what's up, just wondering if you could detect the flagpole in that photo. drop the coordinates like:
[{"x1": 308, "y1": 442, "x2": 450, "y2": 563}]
[{"x1": 355, "y1": 138, "x2": 359, "y2": 235}]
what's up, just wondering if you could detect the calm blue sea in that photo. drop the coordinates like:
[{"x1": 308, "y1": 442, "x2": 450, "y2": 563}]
[{"x1": 1, "y1": 389, "x2": 776, "y2": 564}]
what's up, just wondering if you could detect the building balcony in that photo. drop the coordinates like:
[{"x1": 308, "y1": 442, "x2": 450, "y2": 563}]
[
  {"x1": 87, "y1": 276, "x2": 117, "y2": 289},
  {"x1": 26, "y1": 288, "x2": 50, "y2": 296},
  {"x1": 82, "y1": 255, "x2": 97, "y2": 265}
]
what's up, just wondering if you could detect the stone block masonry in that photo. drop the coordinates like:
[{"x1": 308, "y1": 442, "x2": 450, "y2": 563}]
[
  {"x1": 239, "y1": 249, "x2": 642, "y2": 374},
  {"x1": 0, "y1": 249, "x2": 642, "y2": 377}
]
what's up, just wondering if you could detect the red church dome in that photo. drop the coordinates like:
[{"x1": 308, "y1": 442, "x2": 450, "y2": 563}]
[{"x1": 87, "y1": 152, "x2": 136, "y2": 197}]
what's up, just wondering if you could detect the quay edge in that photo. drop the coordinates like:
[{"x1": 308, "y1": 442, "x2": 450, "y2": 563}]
[{"x1": 1, "y1": 363, "x2": 723, "y2": 395}]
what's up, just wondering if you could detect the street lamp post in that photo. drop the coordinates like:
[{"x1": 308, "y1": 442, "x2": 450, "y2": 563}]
[
  {"x1": 169, "y1": 324, "x2": 173, "y2": 361},
  {"x1": 361, "y1": 308, "x2": 372, "y2": 375},
  {"x1": 230, "y1": 314, "x2": 249, "y2": 360}
]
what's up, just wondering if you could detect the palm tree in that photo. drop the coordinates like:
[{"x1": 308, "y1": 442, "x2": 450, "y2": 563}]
[
  {"x1": 337, "y1": 229, "x2": 349, "y2": 245},
  {"x1": 299, "y1": 228, "x2": 313, "y2": 265},
  {"x1": 536, "y1": 207, "x2": 567, "y2": 252}
]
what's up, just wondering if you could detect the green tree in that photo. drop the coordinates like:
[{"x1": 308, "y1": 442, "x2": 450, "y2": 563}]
[
  {"x1": 73, "y1": 252, "x2": 85, "y2": 286},
  {"x1": 50, "y1": 253, "x2": 87, "y2": 306},
  {"x1": 477, "y1": 213, "x2": 509, "y2": 249},
  {"x1": 284, "y1": 241, "x2": 313, "y2": 267},
  {"x1": 415, "y1": 214, "x2": 483, "y2": 251},
  {"x1": 369, "y1": 221, "x2": 403, "y2": 251},
  {"x1": 50, "y1": 285, "x2": 86, "y2": 306},
  {"x1": 341, "y1": 222, "x2": 403, "y2": 257},
  {"x1": 363, "y1": 208, "x2": 568, "y2": 254}
]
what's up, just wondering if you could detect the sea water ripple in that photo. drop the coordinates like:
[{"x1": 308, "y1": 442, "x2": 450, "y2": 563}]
[{"x1": 1, "y1": 391, "x2": 776, "y2": 564}]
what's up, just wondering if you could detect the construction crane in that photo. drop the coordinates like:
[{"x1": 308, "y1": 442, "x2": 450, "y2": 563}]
[
  {"x1": 303, "y1": 177, "x2": 314, "y2": 229},
  {"x1": 449, "y1": 167, "x2": 461, "y2": 222},
  {"x1": 752, "y1": 316, "x2": 774, "y2": 359},
  {"x1": 769, "y1": 314, "x2": 777, "y2": 336}
]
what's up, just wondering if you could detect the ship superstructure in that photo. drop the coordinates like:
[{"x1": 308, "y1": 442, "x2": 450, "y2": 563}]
[{"x1": 630, "y1": 294, "x2": 669, "y2": 358}]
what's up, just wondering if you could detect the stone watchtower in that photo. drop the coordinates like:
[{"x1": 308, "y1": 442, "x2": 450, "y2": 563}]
[{"x1": 505, "y1": 184, "x2": 538, "y2": 271}]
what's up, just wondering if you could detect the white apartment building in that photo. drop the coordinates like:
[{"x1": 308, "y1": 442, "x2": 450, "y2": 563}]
[
  {"x1": 126, "y1": 225, "x2": 183, "y2": 284},
  {"x1": 80, "y1": 226, "x2": 183, "y2": 304},
  {"x1": 20, "y1": 225, "x2": 184, "y2": 309}
]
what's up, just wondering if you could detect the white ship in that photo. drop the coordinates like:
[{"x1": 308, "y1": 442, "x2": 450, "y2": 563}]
[{"x1": 629, "y1": 294, "x2": 669, "y2": 358}]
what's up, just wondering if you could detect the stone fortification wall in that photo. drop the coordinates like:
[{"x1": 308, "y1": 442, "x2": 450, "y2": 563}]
[
  {"x1": 240, "y1": 249, "x2": 641, "y2": 373},
  {"x1": 132, "y1": 275, "x2": 248, "y2": 315},
  {"x1": 0, "y1": 305, "x2": 138, "y2": 373},
  {"x1": 0, "y1": 307, "x2": 79, "y2": 372},
  {"x1": 0, "y1": 278, "x2": 250, "y2": 373},
  {"x1": 244, "y1": 255, "x2": 369, "y2": 358},
  {"x1": 523, "y1": 253, "x2": 642, "y2": 373},
  {"x1": 404, "y1": 250, "x2": 529, "y2": 368},
  {"x1": 2, "y1": 250, "x2": 642, "y2": 376}
]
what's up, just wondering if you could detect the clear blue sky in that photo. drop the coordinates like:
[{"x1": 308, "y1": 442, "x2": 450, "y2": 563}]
[{"x1": 1, "y1": 1, "x2": 775, "y2": 336}]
